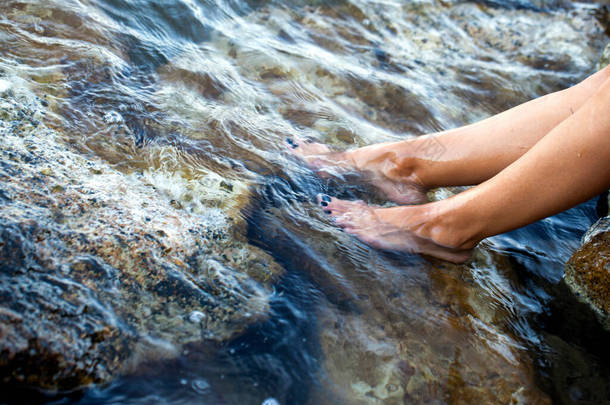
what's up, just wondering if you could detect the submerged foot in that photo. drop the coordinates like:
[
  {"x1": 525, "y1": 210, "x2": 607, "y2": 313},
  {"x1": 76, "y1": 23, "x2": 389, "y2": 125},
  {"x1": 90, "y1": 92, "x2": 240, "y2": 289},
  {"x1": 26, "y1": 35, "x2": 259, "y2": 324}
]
[
  {"x1": 287, "y1": 138, "x2": 428, "y2": 205},
  {"x1": 317, "y1": 194, "x2": 472, "y2": 263}
]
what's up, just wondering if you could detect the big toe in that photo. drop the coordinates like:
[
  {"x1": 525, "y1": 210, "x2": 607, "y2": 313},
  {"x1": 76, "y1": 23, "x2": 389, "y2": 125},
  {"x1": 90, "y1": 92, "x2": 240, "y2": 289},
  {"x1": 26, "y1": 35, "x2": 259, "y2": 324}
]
[{"x1": 317, "y1": 194, "x2": 368, "y2": 218}]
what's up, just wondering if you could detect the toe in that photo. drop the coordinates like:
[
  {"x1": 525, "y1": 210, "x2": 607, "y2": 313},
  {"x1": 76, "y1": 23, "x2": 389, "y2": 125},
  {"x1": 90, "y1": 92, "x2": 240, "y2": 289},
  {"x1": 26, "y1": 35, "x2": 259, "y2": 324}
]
[
  {"x1": 318, "y1": 193, "x2": 332, "y2": 203},
  {"x1": 291, "y1": 141, "x2": 332, "y2": 160},
  {"x1": 317, "y1": 195, "x2": 357, "y2": 216},
  {"x1": 317, "y1": 193, "x2": 332, "y2": 209}
]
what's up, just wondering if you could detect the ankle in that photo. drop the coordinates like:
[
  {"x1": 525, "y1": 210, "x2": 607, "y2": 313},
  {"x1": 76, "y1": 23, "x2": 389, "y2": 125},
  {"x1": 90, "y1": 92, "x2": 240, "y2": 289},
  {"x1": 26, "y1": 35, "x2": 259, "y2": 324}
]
[
  {"x1": 415, "y1": 200, "x2": 484, "y2": 250},
  {"x1": 351, "y1": 140, "x2": 426, "y2": 186}
]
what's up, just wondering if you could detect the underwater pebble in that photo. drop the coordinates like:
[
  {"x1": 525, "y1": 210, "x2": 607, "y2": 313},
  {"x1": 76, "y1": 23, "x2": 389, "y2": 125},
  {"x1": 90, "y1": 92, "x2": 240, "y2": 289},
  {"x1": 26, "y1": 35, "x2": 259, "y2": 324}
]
[
  {"x1": 386, "y1": 383, "x2": 398, "y2": 392},
  {"x1": 191, "y1": 378, "x2": 211, "y2": 395},
  {"x1": 188, "y1": 310, "x2": 206, "y2": 323}
]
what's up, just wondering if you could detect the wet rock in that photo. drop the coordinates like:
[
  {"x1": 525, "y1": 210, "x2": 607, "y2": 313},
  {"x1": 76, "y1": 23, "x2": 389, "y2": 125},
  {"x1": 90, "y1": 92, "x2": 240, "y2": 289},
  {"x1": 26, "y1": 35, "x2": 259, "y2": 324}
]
[
  {"x1": 539, "y1": 334, "x2": 610, "y2": 405},
  {"x1": 309, "y1": 252, "x2": 549, "y2": 404},
  {"x1": 564, "y1": 217, "x2": 610, "y2": 331},
  {"x1": 157, "y1": 62, "x2": 227, "y2": 100},
  {"x1": 0, "y1": 77, "x2": 283, "y2": 390}
]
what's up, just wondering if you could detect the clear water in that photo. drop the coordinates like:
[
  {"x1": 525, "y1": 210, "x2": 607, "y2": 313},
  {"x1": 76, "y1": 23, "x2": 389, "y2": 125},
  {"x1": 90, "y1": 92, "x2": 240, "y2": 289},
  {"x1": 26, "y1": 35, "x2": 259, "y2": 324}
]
[{"x1": 1, "y1": 0, "x2": 609, "y2": 403}]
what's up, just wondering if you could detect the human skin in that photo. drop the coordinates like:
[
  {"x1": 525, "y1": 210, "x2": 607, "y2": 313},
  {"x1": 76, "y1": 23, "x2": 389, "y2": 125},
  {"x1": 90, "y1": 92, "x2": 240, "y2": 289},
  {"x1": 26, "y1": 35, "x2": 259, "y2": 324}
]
[
  {"x1": 290, "y1": 66, "x2": 610, "y2": 204},
  {"x1": 291, "y1": 67, "x2": 610, "y2": 262}
]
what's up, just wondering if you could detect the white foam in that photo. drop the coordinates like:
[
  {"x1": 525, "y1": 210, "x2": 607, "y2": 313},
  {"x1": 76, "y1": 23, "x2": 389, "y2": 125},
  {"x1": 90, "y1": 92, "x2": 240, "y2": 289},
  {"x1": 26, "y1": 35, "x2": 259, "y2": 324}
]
[{"x1": 0, "y1": 79, "x2": 11, "y2": 94}]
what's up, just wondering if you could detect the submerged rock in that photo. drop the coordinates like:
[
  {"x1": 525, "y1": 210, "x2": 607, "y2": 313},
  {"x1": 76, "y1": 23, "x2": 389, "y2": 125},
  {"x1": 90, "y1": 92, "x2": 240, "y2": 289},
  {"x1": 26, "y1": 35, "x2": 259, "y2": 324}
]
[
  {"x1": 0, "y1": 76, "x2": 283, "y2": 390},
  {"x1": 564, "y1": 217, "x2": 610, "y2": 331},
  {"x1": 312, "y1": 254, "x2": 549, "y2": 404}
]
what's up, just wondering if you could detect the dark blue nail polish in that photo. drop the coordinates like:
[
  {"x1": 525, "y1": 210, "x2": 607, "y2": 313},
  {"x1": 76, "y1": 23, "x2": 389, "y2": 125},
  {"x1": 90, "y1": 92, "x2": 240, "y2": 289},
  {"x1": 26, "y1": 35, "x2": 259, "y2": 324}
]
[
  {"x1": 321, "y1": 194, "x2": 331, "y2": 203},
  {"x1": 286, "y1": 138, "x2": 299, "y2": 148},
  {"x1": 320, "y1": 201, "x2": 328, "y2": 207},
  {"x1": 324, "y1": 210, "x2": 331, "y2": 214}
]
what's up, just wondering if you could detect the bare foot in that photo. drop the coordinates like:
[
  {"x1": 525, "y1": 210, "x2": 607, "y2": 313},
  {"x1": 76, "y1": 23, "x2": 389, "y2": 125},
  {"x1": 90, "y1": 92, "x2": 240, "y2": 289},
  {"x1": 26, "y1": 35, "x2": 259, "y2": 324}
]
[
  {"x1": 317, "y1": 194, "x2": 472, "y2": 263},
  {"x1": 287, "y1": 138, "x2": 428, "y2": 205}
]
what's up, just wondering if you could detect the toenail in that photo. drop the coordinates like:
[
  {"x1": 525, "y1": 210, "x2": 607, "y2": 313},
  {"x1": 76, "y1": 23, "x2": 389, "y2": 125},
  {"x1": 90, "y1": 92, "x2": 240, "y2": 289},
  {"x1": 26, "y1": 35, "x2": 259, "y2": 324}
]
[
  {"x1": 321, "y1": 194, "x2": 331, "y2": 203},
  {"x1": 320, "y1": 201, "x2": 328, "y2": 207},
  {"x1": 324, "y1": 210, "x2": 331, "y2": 214},
  {"x1": 286, "y1": 138, "x2": 299, "y2": 148}
]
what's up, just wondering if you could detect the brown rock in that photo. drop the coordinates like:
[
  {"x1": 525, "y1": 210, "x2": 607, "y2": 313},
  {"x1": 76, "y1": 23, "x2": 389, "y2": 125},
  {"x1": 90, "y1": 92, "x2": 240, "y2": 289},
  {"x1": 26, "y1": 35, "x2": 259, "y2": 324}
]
[{"x1": 564, "y1": 217, "x2": 610, "y2": 331}]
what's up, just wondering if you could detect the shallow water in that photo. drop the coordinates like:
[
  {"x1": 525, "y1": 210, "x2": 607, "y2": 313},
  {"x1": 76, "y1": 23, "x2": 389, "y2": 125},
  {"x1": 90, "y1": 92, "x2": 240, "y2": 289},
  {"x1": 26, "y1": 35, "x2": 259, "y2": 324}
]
[{"x1": 1, "y1": 0, "x2": 609, "y2": 403}]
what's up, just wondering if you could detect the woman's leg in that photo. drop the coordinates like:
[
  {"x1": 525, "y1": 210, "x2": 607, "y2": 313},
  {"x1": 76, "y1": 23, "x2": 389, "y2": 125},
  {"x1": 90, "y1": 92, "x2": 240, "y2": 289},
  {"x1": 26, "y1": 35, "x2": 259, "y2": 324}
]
[
  {"x1": 319, "y1": 74, "x2": 610, "y2": 262},
  {"x1": 292, "y1": 66, "x2": 610, "y2": 202}
]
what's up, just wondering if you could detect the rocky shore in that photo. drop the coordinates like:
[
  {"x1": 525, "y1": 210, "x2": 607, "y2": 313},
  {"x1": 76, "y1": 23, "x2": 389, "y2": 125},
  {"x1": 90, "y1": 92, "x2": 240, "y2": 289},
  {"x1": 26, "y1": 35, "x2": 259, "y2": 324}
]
[{"x1": 0, "y1": 75, "x2": 283, "y2": 390}]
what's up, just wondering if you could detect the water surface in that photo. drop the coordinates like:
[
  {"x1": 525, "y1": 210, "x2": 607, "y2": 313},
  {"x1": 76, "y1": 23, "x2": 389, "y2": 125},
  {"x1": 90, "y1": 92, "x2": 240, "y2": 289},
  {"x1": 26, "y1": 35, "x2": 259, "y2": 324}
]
[{"x1": 1, "y1": 0, "x2": 609, "y2": 403}]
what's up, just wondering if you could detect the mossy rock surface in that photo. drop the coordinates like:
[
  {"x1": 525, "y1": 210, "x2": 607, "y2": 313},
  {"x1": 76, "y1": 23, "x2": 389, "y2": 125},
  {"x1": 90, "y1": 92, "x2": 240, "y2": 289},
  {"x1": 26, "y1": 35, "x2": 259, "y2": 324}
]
[{"x1": 564, "y1": 217, "x2": 610, "y2": 331}]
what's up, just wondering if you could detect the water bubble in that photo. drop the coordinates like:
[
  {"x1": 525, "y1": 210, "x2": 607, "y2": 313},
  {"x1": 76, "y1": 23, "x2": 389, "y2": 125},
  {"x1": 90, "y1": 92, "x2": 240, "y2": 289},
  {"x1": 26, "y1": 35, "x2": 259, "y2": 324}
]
[
  {"x1": 262, "y1": 398, "x2": 280, "y2": 405},
  {"x1": 188, "y1": 310, "x2": 206, "y2": 323},
  {"x1": 180, "y1": 379, "x2": 188, "y2": 385},
  {"x1": 229, "y1": 348, "x2": 235, "y2": 354},
  {"x1": 191, "y1": 378, "x2": 211, "y2": 395}
]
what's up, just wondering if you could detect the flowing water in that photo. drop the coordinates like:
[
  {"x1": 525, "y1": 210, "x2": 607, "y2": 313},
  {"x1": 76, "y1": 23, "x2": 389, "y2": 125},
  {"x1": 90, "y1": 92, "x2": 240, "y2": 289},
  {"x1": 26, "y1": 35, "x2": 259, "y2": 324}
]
[{"x1": 1, "y1": 0, "x2": 609, "y2": 404}]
